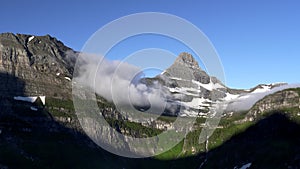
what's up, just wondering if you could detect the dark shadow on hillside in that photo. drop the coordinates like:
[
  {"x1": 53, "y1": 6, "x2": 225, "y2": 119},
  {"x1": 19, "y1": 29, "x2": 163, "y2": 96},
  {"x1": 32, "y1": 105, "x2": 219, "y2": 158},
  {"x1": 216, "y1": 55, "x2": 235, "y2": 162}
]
[
  {"x1": 201, "y1": 112, "x2": 300, "y2": 169},
  {"x1": 0, "y1": 73, "x2": 122, "y2": 169}
]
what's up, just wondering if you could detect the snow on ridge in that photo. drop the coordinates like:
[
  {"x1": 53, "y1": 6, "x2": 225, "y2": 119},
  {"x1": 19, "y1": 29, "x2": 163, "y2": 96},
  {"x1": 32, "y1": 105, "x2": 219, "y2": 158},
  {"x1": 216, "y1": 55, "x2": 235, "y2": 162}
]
[
  {"x1": 192, "y1": 80, "x2": 225, "y2": 91},
  {"x1": 169, "y1": 87, "x2": 199, "y2": 97},
  {"x1": 168, "y1": 76, "x2": 225, "y2": 92},
  {"x1": 183, "y1": 97, "x2": 211, "y2": 109},
  {"x1": 224, "y1": 93, "x2": 239, "y2": 101},
  {"x1": 169, "y1": 77, "x2": 185, "y2": 81},
  {"x1": 252, "y1": 85, "x2": 271, "y2": 93},
  {"x1": 167, "y1": 76, "x2": 299, "y2": 114},
  {"x1": 28, "y1": 36, "x2": 35, "y2": 42},
  {"x1": 226, "y1": 83, "x2": 300, "y2": 111},
  {"x1": 14, "y1": 96, "x2": 46, "y2": 105}
]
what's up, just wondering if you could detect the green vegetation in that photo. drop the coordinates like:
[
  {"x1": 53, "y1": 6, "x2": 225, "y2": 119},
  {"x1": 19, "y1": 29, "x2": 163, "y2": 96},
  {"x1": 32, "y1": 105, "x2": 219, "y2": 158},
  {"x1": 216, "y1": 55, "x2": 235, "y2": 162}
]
[
  {"x1": 183, "y1": 128, "x2": 205, "y2": 155},
  {"x1": 105, "y1": 117, "x2": 162, "y2": 138},
  {"x1": 46, "y1": 98, "x2": 74, "y2": 111},
  {"x1": 45, "y1": 98, "x2": 75, "y2": 118},
  {"x1": 287, "y1": 87, "x2": 300, "y2": 95},
  {"x1": 155, "y1": 140, "x2": 184, "y2": 160},
  {"x1": 157, "y1": 115, "x2": 177, "y2": 123},
  {"x1": 208, "y1": 121, "x2": 254, "y2": 150}
]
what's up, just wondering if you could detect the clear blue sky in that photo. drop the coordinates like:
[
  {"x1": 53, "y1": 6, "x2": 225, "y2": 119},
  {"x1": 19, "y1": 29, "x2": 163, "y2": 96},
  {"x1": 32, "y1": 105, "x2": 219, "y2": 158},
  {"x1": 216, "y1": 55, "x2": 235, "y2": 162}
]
[{"x1": 1, "y1": 0, "x2": 299, "y2": 89}]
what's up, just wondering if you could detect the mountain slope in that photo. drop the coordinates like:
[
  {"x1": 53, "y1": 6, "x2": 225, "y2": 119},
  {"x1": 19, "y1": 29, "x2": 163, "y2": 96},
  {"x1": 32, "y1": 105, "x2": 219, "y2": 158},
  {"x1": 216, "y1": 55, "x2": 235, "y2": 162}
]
[
  {"x1": 245, "y1": 88, "x2": 300, "y2": 122},
  {"x1": 0, "y1": 33, "x2": 76, "y2": 98}
]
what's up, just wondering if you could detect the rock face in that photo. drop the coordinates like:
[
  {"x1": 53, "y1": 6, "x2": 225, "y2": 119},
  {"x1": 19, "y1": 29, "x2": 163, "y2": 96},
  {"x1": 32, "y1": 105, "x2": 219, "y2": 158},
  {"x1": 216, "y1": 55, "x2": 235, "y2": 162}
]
[
  {"x1": 163, "y1": 52, "x2": 211, "y2": 87},
  {"x1": 0, "y1": 33, "x2": 79, "y2": 138},
  {"x1": 159, "y1": 52, "x2": 229, "y2": 116},
  {"x1": 0, "y1": 33, "x2": 76, "y2": 98},
  {"x1": 247, "y1": 89, "x2": 300, "y2": 121}
]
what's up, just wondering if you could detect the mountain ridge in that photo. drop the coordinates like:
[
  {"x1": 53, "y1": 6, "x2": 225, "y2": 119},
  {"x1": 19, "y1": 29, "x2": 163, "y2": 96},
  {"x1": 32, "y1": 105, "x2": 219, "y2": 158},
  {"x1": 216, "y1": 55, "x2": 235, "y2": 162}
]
[
  {"x1": 1, "y1": 32, "x2": 300, "y2": 168},
  {"x1": 1, "y1": 32, "x2": 297, "y2": 116},
  {"x1": 0, "y1": 33, "x2": 76, "y2": 98}
]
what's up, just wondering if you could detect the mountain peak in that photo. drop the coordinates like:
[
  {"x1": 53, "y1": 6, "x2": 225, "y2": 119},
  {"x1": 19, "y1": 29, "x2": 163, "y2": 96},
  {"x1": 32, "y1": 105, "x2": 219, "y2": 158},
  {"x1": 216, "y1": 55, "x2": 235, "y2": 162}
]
[{"x1": 175, "y1": 52, "x2": 200, "y2": 69}]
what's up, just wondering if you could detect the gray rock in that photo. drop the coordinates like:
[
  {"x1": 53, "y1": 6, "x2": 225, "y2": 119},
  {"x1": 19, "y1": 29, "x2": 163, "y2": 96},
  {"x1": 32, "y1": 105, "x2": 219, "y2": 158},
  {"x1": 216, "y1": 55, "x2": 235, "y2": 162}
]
[{"x1": 0, "y1": 33, "x2": 77, "y2": 98}]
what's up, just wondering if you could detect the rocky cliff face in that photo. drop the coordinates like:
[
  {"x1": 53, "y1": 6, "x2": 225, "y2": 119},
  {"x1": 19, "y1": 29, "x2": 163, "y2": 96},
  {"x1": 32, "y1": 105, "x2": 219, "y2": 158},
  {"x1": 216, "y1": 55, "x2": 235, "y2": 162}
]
[
  {"x1": 246, "y1": 88, "x2": 300, "y2": 121},
  {"x1": 0, "y1": 33, "x2": 76, "y2": 98},
  {"x1": 0, "y1": 33, "x2": 175, "y2": 137},
  {"x1": 159, "y1": 52, "x2": 231, "y2": 116},
  {"x1": 0, "y1": 33, "x2": 80, "y2": 138},
  {"x1": 163, "y1": 52, "x2": 213, "y2": 87}
]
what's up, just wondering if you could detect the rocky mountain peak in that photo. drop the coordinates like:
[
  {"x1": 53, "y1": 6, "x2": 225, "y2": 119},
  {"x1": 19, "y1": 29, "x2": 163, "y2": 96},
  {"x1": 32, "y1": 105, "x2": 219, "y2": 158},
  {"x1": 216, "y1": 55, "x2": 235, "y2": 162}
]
[
  {"x1": 175, "y1": 52, "x2": 200, "y2": 69},
  {"x1": 163, "y1": 52, "x2": 212, "y2": 86}
]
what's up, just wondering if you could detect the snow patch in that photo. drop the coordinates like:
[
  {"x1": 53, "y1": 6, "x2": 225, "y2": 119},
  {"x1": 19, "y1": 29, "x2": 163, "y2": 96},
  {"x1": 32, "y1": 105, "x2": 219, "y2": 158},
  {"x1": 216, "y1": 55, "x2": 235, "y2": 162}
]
[
  {"x1": 14, "y1": 96, "x2": 46, "y2": 105},
  {"x1": 252, "y1": 85, "x2": 271, "y2": 93},
  {"x1": 56, "y1": 73, "x2": 60, "y2": 76},
  {"x1": 30, "y1": 107, "x2": 38, "y2": 111},
  {"x1": 64, "y1": 77, "x2": 71, "y2": 81},
  {"x1": 169, "y1": 77, "x2": 224, "y2": 91},
  {"x1": 169, "y1": 77, "x2": 184, "y2": 81},
  {"x1": 183, "y1": 97, "x2": 210, "y2": 109},
  {"x1": 224, "y1": 93, "x2": 239, "y2": 101},
  {"x1": 39, "y1": 96, "x2": 46, "y2": 105},
  {"x1": 168, "y1": 87, "x2": 199, "y2": 97},
  {"x1": 28, "y1": 36, "x2": 35, "y2": 42},
  {"x1": 214, "y1": 83, "x2": 226, "y2": 89},
  {"x1": 234, "y1": 163, "x2": 251, "y2": 169},
  {"x1": 192, "y1": 80, "x2": 225, "y2": 91},
  {"x1": 181, "y1": 109, "x2": 199, "y2": 117},
  {"x1": 14, "y1": 96, "x2": 38, "y2": 103}
]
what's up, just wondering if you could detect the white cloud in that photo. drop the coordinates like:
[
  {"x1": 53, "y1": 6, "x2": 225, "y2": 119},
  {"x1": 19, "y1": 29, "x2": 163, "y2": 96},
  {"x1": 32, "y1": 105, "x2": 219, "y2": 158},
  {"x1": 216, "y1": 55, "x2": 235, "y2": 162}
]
[
  {"x1": 226, "y1": 84, "x2": 300, "y2": 111},
  {"x1": 73, "y1": 53, "x2": 171, "y2": 115}
]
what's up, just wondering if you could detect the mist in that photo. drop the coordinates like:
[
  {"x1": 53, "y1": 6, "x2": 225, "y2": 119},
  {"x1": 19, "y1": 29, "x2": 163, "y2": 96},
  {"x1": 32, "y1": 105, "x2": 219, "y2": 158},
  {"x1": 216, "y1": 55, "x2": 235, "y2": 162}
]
[
  {"x1": 226, "y1": 83, "x2": 300, "y2": 112},
  {"x1": 72, "y1": 53, "x2": 172, "y2": 114}
]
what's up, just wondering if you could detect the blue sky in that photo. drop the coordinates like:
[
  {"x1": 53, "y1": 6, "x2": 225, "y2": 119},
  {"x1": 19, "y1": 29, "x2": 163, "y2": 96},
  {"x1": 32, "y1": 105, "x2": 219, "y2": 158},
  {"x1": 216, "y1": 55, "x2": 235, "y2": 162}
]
[{"x1": 1, "y1": 0, "x2": 299, "y2": 89}]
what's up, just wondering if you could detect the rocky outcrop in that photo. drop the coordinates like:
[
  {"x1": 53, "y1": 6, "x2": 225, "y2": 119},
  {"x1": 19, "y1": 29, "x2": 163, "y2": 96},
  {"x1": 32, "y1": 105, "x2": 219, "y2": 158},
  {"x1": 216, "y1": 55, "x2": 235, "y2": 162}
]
[
  {"x1": 0, "y1": 33, "x2": 80, "y2": 139},
  {"x1": 158, "y1": 52, "x2": 229, "y2": 116},
  {"x1": 246, "y1": 89, "x2": 300, "y2": 121},
  {"x1": 0, "y1": 33, "x2": 76, "y2": 98},
  {"x1": 0, "y1": 33, "x2": 174, "y2": 135},
  {"x1": 163, "y1": 52, "x2": 210, "y2": 87}
]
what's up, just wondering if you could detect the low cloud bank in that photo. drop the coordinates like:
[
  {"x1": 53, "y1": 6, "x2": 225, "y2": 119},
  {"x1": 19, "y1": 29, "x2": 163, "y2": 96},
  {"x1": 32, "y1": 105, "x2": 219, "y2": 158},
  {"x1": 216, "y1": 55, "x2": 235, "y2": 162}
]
[
  {"x1": 226, "y1": 84, "x2": 300, "y2": 111},
  {"x1": 73, "y1": 53, "x2": 172, "y2": 114}
]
